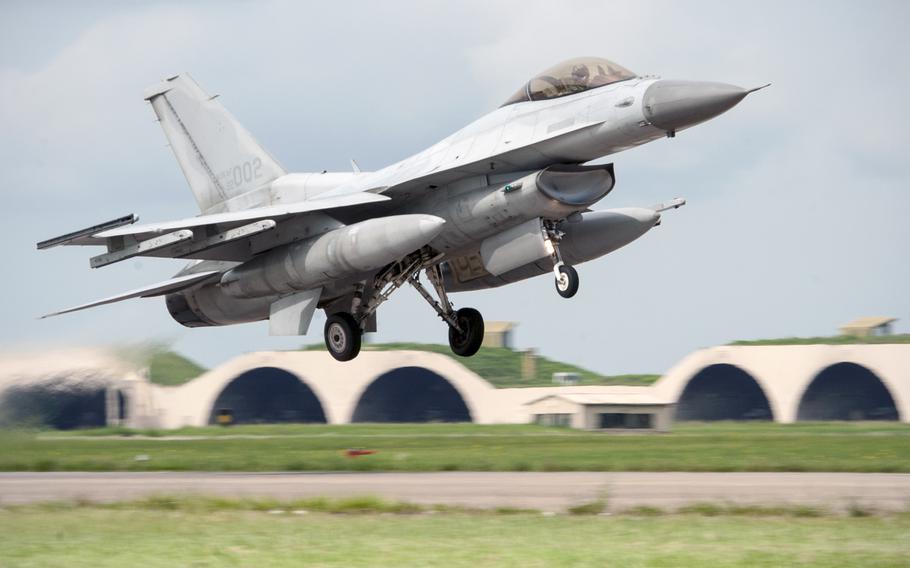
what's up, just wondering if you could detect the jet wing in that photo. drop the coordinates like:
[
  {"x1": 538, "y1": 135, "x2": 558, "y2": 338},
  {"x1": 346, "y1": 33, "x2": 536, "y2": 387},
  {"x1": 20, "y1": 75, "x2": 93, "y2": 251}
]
[
  {"x1": 36, "y1": 191, "x2": 390, "y2": 267},
  {"x1": 40, "y1": 270, "x2": 220, "y2": 318},
  {"x1": 42, "y1": 192, "x2": 389, "y2": 245}
]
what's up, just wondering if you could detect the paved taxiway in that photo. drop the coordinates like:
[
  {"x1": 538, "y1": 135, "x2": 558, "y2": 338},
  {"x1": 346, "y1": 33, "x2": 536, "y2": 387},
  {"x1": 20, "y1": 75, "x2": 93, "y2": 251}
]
[{"x1": 2, "y1": 472, "x2": 908, "y2": 512}]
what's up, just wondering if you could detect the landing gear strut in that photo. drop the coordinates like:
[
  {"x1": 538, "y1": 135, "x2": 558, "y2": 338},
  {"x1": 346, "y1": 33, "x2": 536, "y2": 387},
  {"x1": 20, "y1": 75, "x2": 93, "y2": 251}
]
[
  {"x1": 409, "y1": 264, "x2": 484, "y2": 357},
  {"x1": 544, "y1": 220, "x2": 579, "y2": 299},
  {"x1": 326, "y1": 248, "x2": 485, "y2": 361}
]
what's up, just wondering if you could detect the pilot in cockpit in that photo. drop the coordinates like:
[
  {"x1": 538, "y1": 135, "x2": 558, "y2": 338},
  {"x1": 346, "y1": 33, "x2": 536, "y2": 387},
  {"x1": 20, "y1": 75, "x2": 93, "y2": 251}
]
[{"x1": 569, "y1": 64, "x2": 590, "y2": 89}]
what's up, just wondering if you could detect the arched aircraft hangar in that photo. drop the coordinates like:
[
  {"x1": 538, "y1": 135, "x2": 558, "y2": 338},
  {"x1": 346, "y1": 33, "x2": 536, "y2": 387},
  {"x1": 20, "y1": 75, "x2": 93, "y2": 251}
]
[
  {"x1": 0, "y1": 349, "x2": 146, "y2": 430},
  {"x1": 653, "y1": 345, "x2": 909, "y2": 423},
  {"x1": 1, "y1": 344, "x2": 909, "y2": 429},
  {"x1": 147, "y1": 344, "x2": 910, "y2": 428}
]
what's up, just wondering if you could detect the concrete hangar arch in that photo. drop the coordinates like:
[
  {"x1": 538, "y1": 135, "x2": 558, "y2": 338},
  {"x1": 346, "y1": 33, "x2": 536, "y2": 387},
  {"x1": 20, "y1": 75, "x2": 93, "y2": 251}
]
[
  {"x1": 206, "y1": 367, "x2": 327, "y2": 425},
  {"x1": 0, "y1": 348, "x2": 146, "y2": 430},
  {"x1": 157, "y1": 351, "x2": 501, "y2": 428},
  {"x1": 653, "y1": 345, "x2": 909, "y2": 423}
]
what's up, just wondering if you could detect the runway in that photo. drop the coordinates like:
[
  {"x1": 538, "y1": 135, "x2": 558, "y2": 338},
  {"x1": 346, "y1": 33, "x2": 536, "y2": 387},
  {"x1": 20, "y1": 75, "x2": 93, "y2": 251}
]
[{"x1": 2, "y1": 472, "x2": 908, "y2": 512}]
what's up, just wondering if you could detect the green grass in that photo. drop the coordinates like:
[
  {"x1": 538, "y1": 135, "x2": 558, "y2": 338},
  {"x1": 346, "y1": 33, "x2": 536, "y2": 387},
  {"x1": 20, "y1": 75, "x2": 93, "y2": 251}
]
[
  {"x1": 19, "y1": 495, "x2": 426, "y2": 515},
  {"x1": 1, "y1": 494, "x2": 897, "y2": 518},
  {"x1": 147, "y1": 350, "x2": 206, "y2": 386},
  {"x1": 730, "y1": 334, "x2": 910, "y2": 346},
  {"x1": 2, "y1": 422, "x2": 908, "y2": 473},
  {"x1": 304, "y1": 342, "x2": 659, "y2": 387},
  {"x1": 674, "y1": 502, "x2": 826, "y2": 518},
  {"x1": 1, "y1": 507, "x2": 907, "y2": 567},
  {"x1": 566, "y1": 500, "x2": 607, "y2": 515}
]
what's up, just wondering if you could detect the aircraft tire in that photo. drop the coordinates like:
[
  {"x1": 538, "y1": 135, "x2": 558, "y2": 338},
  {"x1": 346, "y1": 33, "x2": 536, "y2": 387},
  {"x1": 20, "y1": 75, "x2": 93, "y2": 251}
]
[
  {"x1": 448, "y1": 307, "x2": 484, "y2": 357},
  {"x1": 324, "y1": 312, "x2": 362, "y2": 362},
  {"x1": 555, "y1": 265, "x2": 579, "y2": 298}
]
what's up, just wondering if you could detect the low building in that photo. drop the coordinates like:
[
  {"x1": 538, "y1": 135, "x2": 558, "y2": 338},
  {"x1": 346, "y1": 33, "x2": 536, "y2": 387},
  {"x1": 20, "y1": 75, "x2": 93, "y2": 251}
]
[
  {"x1": 524, "y1": 390, "x2": 675, "y2": 431},
  {"x1": 552, "y1": 372, "x2": 581, "y2": 385},
  {"x1": 482, "y1": 321, "x2": 516, "y2": 349},
  {"x1": 839, "y1": 316, "x2": 897, "y2": 337}
]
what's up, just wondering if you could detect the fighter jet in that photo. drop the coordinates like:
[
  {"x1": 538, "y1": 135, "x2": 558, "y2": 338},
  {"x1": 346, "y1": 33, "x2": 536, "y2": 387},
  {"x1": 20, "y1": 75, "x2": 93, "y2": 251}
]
[{"x1": 37, "y1": 57, "x2": 765, "y2": 361}]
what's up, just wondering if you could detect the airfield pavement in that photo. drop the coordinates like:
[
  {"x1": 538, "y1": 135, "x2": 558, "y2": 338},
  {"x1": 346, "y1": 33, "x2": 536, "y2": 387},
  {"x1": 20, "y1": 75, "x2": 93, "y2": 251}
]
[{"x1": 2, "y1": 471, "x2": 909, "y2": 512}]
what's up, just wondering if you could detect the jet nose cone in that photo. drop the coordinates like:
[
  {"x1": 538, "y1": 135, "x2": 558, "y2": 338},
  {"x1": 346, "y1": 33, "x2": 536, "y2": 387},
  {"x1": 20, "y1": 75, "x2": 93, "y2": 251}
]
[{"x1": 643, "y1": 80, "x2": 749, "y2": 133}]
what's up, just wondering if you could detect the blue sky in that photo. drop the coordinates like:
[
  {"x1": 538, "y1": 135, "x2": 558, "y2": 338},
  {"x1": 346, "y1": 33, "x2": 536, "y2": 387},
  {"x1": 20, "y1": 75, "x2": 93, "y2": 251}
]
[{"x1": 1, "y1": 0, "x2": 908, "y2": 374}]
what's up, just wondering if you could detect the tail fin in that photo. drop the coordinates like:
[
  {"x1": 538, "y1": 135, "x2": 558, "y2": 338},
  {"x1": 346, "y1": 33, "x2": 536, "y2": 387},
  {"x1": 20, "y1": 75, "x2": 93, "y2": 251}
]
[{"x1": 144, "y1": 74, "x2": 286, "y2": 213}]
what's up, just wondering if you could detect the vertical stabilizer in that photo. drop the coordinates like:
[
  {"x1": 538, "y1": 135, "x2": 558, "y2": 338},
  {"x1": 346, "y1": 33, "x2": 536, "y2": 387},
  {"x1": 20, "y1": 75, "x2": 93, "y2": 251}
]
[{"x1": 144, "y1": 74, "x2": 286, "y2": 213}]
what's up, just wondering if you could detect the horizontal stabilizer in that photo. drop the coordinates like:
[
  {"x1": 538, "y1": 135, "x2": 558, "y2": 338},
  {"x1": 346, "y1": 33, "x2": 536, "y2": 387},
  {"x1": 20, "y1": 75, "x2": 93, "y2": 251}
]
[{"x1": 40, "y1": 270, "x2": 220, "y2": 319}]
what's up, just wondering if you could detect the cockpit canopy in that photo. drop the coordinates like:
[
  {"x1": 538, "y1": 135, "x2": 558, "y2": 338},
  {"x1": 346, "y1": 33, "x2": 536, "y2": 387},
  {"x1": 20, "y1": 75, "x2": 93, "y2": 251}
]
[{"x1": 501, "y1": 57, "x2": 636, "y2": 107}]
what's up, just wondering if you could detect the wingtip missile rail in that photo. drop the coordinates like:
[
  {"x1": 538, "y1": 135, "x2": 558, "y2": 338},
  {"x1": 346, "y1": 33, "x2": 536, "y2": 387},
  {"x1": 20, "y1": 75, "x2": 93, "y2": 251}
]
[{"x1": 36, "y1": 214, "x2": 137, "y2": 250}]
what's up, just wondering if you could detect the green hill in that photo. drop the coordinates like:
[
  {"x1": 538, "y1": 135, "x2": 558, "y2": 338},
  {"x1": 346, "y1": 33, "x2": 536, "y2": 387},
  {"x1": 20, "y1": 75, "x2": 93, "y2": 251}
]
[
  {"x1": 730, "y1": 334, "x2": 910, "y2": 346},
  {"x1": 304, "y1": 342, "x2": 658, "y2": 388},
  {"x1": 148, "y1": 351, "x2": 207, "y2": 386}
]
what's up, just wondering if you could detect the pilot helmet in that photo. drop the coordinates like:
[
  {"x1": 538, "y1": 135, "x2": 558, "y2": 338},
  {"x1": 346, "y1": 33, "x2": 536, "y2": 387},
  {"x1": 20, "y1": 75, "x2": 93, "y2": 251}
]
[{"x1": 570, "y1": 64, "x2": 590, "y2": 83}]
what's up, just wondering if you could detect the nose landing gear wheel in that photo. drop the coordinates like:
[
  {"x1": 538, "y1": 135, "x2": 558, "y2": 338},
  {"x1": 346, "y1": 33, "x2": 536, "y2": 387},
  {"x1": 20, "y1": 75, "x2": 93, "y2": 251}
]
[
  {"x1": 324, "y1": 312, "x2": 362, "y2": 362},
  {"x1": 448, "y1": 307, "x2": 484, "y2": 357},
  {"x1": 555, "y1": 265, "x2": 579, "y2": 298}
]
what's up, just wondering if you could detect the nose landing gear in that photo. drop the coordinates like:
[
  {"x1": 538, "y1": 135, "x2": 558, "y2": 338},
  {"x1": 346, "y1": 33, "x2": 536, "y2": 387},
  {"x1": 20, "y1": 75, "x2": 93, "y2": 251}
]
[
  {"x1": 544, "y1": 220, "x2": 579, "y2": 299},
  {"x1": 554, "y1": 264, "x2": 579, "y2": 298}
]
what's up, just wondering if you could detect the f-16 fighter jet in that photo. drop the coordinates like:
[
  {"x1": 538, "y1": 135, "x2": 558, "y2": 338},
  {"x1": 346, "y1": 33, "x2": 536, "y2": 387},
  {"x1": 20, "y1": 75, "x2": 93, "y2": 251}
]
[{"x1": 38, "y1": 57, "x2": 765, "y2": 361}]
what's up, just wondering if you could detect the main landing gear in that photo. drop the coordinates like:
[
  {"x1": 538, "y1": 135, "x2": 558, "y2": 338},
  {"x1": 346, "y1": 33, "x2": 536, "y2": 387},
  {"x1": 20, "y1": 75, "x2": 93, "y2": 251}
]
[
  {"x1": 544, "y1": 220, "x2": 579, "y2": 299},
  {"x1": 324, "y1": 312, "x2": 361, "y2": 362},
  {"x1": 322, "y1": 249, "x2": 484, "y2": 362},
  {"x1": 409, "y1": 264, "x2": 484, "y2": 358}
]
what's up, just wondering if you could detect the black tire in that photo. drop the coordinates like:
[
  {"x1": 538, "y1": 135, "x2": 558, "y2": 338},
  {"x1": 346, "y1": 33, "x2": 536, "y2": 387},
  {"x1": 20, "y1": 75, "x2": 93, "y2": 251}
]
[
  {"x1": 555, "y1": 265, "x2": 579, "y2": 298},
  {"x1": 448, "y1": 307, "x2": 484, "y2": 357},
  {"x1": 324, "y1": 312, "x2": 362, "y2": 362}
]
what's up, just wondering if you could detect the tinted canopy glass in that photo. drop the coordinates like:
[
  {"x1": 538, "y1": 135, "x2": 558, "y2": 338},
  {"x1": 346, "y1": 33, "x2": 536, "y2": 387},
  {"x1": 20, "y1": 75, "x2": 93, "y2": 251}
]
[{"x1": 502, "y1": 57, "x2": 636, "y2": 107}]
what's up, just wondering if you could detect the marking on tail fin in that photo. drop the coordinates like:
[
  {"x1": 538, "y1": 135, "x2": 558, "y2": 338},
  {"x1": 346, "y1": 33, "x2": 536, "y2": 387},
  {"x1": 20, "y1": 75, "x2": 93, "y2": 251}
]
[{"x1": 159, "y1": 94, "x2": 227, "y2": 202}]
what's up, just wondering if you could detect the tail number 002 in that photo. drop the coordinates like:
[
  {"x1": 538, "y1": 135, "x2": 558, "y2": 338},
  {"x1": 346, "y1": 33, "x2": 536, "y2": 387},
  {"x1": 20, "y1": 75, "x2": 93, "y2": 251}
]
[{"x1": 231, "y1": 157, "x2": 263, "y2": 186}]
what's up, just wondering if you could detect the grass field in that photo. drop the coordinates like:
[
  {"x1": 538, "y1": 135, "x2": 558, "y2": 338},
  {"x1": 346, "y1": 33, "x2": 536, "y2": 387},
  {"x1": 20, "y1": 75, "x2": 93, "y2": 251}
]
[
  {"x1": 1, "y1": 505, "x2": 907, "y2": 567},
  {"x1": 1, "y1": 422, "x2": 907, "y2": 473}
]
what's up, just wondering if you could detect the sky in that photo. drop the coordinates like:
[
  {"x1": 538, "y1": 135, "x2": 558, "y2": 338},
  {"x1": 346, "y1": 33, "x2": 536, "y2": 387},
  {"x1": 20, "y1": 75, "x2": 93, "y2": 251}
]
[{"x1": 1, "y1": 0, "x2": 908, "y2": 375}]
